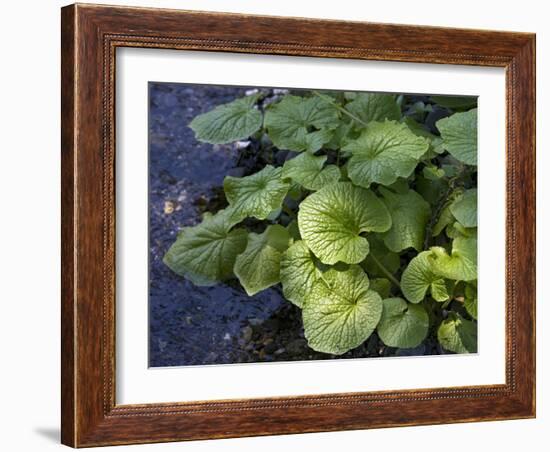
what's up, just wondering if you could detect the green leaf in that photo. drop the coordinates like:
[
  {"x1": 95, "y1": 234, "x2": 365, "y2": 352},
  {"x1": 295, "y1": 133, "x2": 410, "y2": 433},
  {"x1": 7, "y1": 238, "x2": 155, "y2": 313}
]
[
  {"x1": 379, "y1": 187, "x2": 431, "y2": 252},
  {"x1": 446, "y1": 222, "x2": 477, "y2": 239},
  {"x1": 464, "y1": 284, "x2": 478, "y2": 320},
  {"x1": 423, "y1": 165, "x2": 446, "y2": 181},
  {"x1": 450, "y1": 189, "x2": 477, "y2": 228},
  {"x1": 370, "y1": 278, "x2": 391, "y2": 299},
  {"x1": 361, "y1": 236, "x2": 401, "y2": 278},
  {"x1": 325, "y1": 120, "x2": 355, "y2": 149},
  {"x1": 234, "y1": 225, "x2": 290, "y2": 296},
  {"x1": 224, "y1": 165, "x2": 290, "y2": 221},
  {"x1": 280, "y1": 241, "x2": 325, "y2": 308},
  {"x1": 430, "y1": 95, "x2": 477, "y2": 110},
  {"x1": 431, "y1": 280, "x2": 451, "y2": 302},
  {"x1": 436, "y1": 109, "x2": 478, "y2": 165},
  {"x1": 430, "y1": 236, "x2": 477, "y2": 281},
  {"x1": 385, "y1": 177, "x2": 410, "y2": 194},
  {"x1": 345, "y1": 93, "x2": 401, "y2": 125},
  {"x1": 264, "y1": 95, "x2": 339, "y2": 152},
  {"x1": 438, "y1": 313, "x2": 477, "y2": 353},
  {"x1": 377, "y1": 298, "x2": 429, "y2": 348},
  {"x1": 189, "y1": 94, "x2": 262, "y2": 144},
  {"x1": 416, "y1": 174, "x2": 447, "y2": 205},
  {"x1": 302, "y1": 266, "x2": 383, "y2": 355},
  {"x1": 282, "y1": 152, "x2": 340, "y2": 191},
  {"x1": 403, "y1": 117, "x2": 435, "y2": 140},
  {"x1": 401, "y1": 251, "x2": 450, "y2": 303},
  {"x1": 163, "y1": 208, "x2": 247, "y2": 286},
  {"x1": 343, "y1": 121, "x2": 429, "y2": 188},
  {"x1": 298, "y1": 182, "x2": 391, "y2": 265},
  {"x1": 286, "y1": 220, "x2": 301, "y2": 242},
  {"x1": 432, "y1": 205, "x2": 454, "y2": 237}
]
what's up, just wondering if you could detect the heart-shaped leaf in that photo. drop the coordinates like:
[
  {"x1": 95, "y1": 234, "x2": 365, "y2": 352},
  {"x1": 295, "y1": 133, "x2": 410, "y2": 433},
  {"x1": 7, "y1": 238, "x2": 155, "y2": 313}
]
[
  {"x1": 438, "y1": 313, "x2": 477, "y2": 353},
  {"x1": 379, "y1": 187, "x2": 431, "y2": 252},
  {"x1": 280, "y1": 240, "x2": 325, "y2": 308},
  {"x1": 450, "y1": 188, "x2": 477, "y2": 228},
  {"x1": 189, "y1": 94, "x2": 262, "y2": 144},
  {"x1": 264, "y1": 95, "x2": 339, "y2": 152},
  {"x1": 163, "y1": 208, "x2": 247, "y2": 286},
  {"x1": 224, "y1": 165, "x2": 290, "y2": 221},
  {"x1": 401, "y1": 251, "x2": 450, "y2": 303},
  {"x1": 302, "y1": 266, "x2": 383, "y2": 355},
  {"x1": 345, "y1": 93, "x2": 401, "y2": 125},
  {"x1": 298, "y1": 182, "x2": 391, "y2": 265},
  {"x1": 436, "y1": 109, "x2": 478, "y2": 165},
  {"x1": 377, "y1": 298, "x2": 429, "y2": 348},
  {"x1": 430, "y1": 236, "x2": 477, "y2": 281},
  {"x1": 234, "y1": 225, "x2": 290, "y2": 296},
  {"x1": 343, "y1": 120, "x2": 429, "y2": 188},
  {"x1": 282, "y1": 152, "x2": 340, "y2": 191}
]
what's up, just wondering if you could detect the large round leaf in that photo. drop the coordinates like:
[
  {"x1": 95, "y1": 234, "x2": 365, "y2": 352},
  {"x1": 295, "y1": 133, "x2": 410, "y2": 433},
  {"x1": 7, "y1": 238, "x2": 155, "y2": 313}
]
[
  {"x1": 302, "y1": 266, "x2": 383, "y2": 355},
  {"x1": 345, "y1": 93, "x2": 401, "y2": 125},
  {"x1": 401, "y1": 251, "x2": 450, "y2": 303},
  {"x1": 264, "y1": 95, "x2": 338, "y2": 152},
  {"x1": 234, "y1": 225, "x2": 290, "y2": 296},
  {"x1": 189, "y1": 94, "x2": 262, "y2": 144},
  {"x1": 342, "y1": 120, "x2": 429, "y2": 188},
  {"x1": 163, "y1": 208, "x2": 247, "y2": 286},
  {"x1": 438, "y1": 313, "x2": 477, "y2": 353},
  {"x1": 450, "y1": 188, "x2": 477, "y2": 228},
  {"x1": 280, "y1": 241, "x2": 325, "y2": 308},
  {"x1": 298, "y1": 182, "x2": 391, "y2": 265},
  {"x1": 377, "y1": 298, "x2": 429, "y2": 348},
  {"x1": 224, "y1": 165, "x2": 290, "y2": 221},
  {"x1": 282, "y1": 152, "x2": 340, "y2": 191},
  {"x1": 436, "y1": 109, "x2": 478, "y2": 166},
  {"x1": 379, "y1": 187, "x2": 431, "y2": 252}
]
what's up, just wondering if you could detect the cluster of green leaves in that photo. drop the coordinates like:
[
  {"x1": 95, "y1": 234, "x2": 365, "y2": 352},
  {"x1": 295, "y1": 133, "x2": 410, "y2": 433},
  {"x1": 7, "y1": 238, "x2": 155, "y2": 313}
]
[{"x1": 164, "y1": 89, "x2": 478, "y2": 356}]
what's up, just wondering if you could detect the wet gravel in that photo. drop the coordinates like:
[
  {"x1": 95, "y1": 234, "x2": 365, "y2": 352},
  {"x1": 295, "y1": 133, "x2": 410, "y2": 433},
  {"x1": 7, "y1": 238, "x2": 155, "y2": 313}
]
[{"x1": 148, "y1": 82, "x2": 441, "y2": 367}]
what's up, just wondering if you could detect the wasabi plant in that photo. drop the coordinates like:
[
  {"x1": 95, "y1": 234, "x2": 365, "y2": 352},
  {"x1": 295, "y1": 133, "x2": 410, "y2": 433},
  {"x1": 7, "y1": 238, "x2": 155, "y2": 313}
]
[{"x1": 164, "y1": 90, "x2": 478, "y2": 356}]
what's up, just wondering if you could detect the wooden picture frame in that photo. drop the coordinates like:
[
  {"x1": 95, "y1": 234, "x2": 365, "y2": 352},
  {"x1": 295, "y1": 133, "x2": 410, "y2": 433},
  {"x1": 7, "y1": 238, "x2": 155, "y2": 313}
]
[{"x1": 61, "y1": 3, "x2": 536, "y2": 447}]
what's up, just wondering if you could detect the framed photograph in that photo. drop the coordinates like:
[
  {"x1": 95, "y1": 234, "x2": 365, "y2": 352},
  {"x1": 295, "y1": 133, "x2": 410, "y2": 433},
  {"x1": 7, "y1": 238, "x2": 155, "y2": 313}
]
[{"x1": 61, "y1": 3, "x2": 536, "y2": 447}]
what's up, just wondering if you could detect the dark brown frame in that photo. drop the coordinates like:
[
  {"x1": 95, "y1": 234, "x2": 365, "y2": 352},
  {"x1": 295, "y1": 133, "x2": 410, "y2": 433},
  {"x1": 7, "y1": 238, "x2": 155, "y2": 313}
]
[{"x1": 61, "y1": 3, "x2": 536, "y2": 447}]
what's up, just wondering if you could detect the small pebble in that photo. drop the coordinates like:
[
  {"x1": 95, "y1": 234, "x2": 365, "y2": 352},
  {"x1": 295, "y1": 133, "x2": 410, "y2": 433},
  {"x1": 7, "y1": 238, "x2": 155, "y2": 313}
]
[
  {"x1": 164, "y1": 201, "x2": 175, "y2": 214},
  {"x1": 234, "y1": 140, "x2": 250, "y2": 150}
]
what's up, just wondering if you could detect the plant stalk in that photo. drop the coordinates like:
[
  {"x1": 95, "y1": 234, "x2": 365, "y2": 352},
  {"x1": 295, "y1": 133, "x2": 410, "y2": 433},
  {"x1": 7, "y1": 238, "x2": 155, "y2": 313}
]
[
  {"x1": 369, "y1": 253, "x2": 401, "y2": 290},
  {"x1": 312, "y1": 91, "x2": 369, "y2": 127}
]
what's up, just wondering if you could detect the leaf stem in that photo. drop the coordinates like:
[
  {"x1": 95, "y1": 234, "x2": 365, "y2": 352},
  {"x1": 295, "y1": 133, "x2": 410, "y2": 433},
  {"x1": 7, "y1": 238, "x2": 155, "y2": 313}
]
[
  {"x1": 369, "y1": 253, "x2": 401, "y2": 290},
  {"x1": 312, "y1": 91, "x2": 369, "y2": 127},
  {"x1": 423, "y1": 173, "x2": 460, "y2": 249}
]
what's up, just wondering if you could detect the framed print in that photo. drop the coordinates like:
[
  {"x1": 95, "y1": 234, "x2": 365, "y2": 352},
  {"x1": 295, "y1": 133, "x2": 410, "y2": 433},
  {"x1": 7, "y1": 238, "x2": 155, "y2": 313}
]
[{"x1": 61, "y1": 3, "x2": 536, "y2": 447}]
